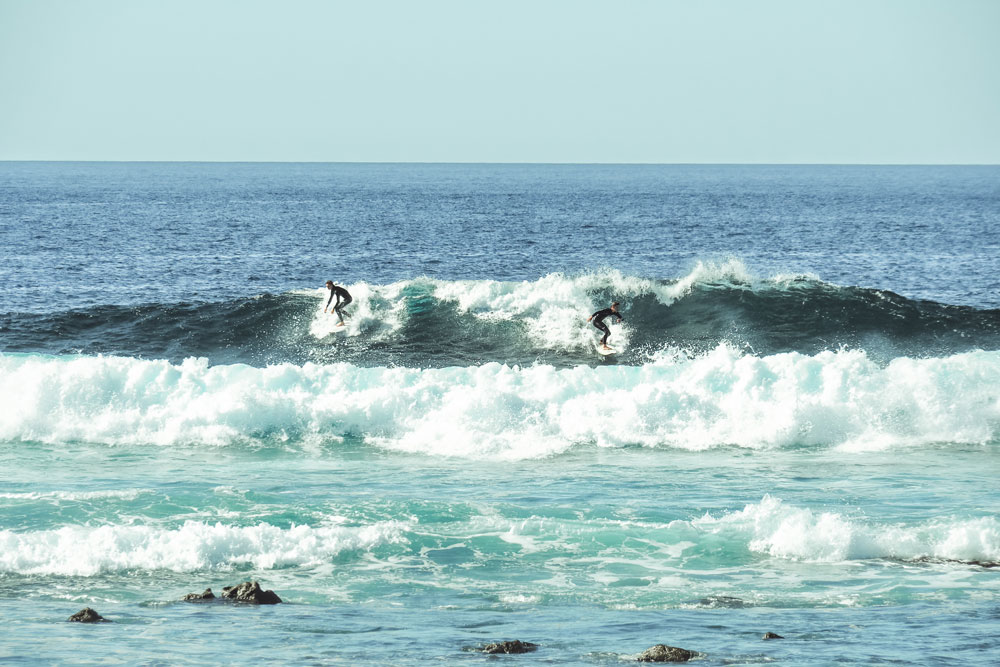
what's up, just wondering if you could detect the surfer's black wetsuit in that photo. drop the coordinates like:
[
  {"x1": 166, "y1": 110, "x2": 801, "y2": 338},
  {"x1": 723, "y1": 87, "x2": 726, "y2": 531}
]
[
  {"x1": 590, "y1": 307, "x2": 623, "y2": 346},
  {"x1": 327, "y1": 285, "x2": 352, "y2": 323}
]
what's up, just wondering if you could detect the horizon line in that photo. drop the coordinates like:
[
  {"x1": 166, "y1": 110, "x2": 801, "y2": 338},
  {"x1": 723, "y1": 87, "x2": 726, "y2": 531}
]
[{"x1": 1, "y1": 159, "x2": 998, "y2": 167}]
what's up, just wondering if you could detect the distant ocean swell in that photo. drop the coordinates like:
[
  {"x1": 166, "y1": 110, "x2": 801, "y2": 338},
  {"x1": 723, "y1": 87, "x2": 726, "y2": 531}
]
[
  {"x1": 2, "y1": 496, "x2": 995, "y2": 577},
  {"x1": 3, "y1": 263, "x2": 998, "y2": 366},
  {"x1": 3, "y1": 347, "x2": 998, "y2": 456}
]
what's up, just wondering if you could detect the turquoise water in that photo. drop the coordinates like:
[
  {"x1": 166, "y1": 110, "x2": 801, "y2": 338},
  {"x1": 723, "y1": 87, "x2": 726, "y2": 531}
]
[
  {"x1": 4, "y1": 439, "x2": 997, "y2": 663},
  {"x1": 2, "y1": 163, "x2": 999, "y2": 664}
]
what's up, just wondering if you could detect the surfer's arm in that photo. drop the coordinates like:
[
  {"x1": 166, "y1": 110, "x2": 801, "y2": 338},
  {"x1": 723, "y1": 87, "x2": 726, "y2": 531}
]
[{"x1": 325, "y1": 290, "x2": 335, "y2": 310}]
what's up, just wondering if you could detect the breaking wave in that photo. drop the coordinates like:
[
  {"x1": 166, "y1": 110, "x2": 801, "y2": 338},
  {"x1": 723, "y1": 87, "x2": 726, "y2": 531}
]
[
  {"x1": 2, "y1": 496, "x2": 994, "y2": 577},
  {"x1": 2, "y1": 345, "x2": 998, "y2": 458},
  {"x1": 3, "y1": 262, "x2": 998, "y2": 367},
  {"x1": 0, "y1": 519, "x2": 410, "y2": 576}
]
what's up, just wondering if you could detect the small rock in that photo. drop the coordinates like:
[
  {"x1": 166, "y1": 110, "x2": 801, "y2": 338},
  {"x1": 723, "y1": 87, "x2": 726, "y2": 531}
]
[
  {"x1": 68, "y1": 607, "x2": 109, "y2": 623},
  {"x1": 220, "y1": 581, "x2": 282, "y2": 604},
  {"x1": 182, "y1": 588, "x2": 216, "y2": 601},
  {"x1": 696, "y1": 595, "x2": 745, "y2": 608},
  {"x1": 969, "y1": 560, "x2": 998, "y2": 568},
  {"x1": 479, "y1": 640, "x2": 539, "y2": 654},
  {"x1": 762, "y1": 632, "x2": 783, "y2": 640},
  {"x1": 637, "y1": 644, "x2": 697, "y2": 662}
]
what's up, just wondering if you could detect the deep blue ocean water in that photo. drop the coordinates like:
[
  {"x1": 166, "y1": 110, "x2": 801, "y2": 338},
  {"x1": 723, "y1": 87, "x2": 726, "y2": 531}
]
[{"x1": 1, "y1": 162, "x2": 999, "y2": 664}]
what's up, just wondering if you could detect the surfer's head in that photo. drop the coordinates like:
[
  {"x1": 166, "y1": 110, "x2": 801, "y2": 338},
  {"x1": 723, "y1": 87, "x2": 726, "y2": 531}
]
[
  {"x1": 326, "y1": 280, "x2": 334, "y2": 288},
  {"x1": 611, "y1": 301, "x2": 620, "y2": 311}
]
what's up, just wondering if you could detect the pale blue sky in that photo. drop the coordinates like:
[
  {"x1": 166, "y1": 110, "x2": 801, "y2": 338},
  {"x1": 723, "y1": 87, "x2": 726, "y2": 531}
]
[{"x1": 1, "y1": 0, "x2": 998, "y2": 163}]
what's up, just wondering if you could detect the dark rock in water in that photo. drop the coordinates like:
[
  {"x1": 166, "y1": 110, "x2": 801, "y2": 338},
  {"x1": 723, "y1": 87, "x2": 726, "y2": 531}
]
[
  {"x1": 182, "y1": 588, "x2": 216, "y2": 601},
  {"x1": 479, "y1": 640, "x2": 539, "y2": 654},
  {"x1": 636, "y1": 644, "x2": 697, "y2": 662},
  {"x1": 911, "y1": 556, "x2": 999, "y2": 569},
  {"x1": 68, "y1": 607, "x2": 109, "y2": 623},
  {"x1": 762, "y1": 632, "x2": 784, "y2": 640},
  {"x1": 696, "y1": 595, "x2": 746, "y2": 608},
  {"x1": 969, "y1": 560, "x2": 998, "y2": 568},
  {"x1": 221, "y1": 581, "x2": 282, "y2": 604}
]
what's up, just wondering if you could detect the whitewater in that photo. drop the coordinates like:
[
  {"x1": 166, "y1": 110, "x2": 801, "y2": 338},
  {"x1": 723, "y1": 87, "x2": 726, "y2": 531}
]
[
  {"x1": 1, "y1": 162, "x2": 998, "y2": 665},
  {"x1": 4, "y1": 345, "x2": 999, "y2": 457}
]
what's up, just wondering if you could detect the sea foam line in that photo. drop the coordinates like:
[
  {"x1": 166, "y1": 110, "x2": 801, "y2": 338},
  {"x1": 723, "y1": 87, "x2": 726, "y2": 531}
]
[
  {"x1": 5, "y1": 498, "x2": 994, "y2": 577},
  {"x1": 695, "y1": 496, "x2": 1000, "y2": 564},
  {"x1": 0, "y1": 520, "x2": 409, "y2": 576},
  {"x1": 0, "y1": 489, "x2": 147, "y2": 502},
  {"x1": 1, "y1": 346, "x2": 998, "y2": 457}
]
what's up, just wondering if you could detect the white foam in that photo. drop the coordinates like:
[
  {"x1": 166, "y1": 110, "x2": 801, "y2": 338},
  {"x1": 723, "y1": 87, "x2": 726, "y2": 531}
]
[
  {"x1": 305, "y1": 264, "x2": 771, "y2": 352},
  {"x1": 2, "y1": 346, "x2": 998, "y2": 458},
  {"x1": 0, "y1": 489, "x2": 147, "y2": 502},
  {"x1": 430, "y1": 264, "x2": 762, "y2": 351},
  {"x1": 309, "y1": 281, "x2": 410, "y2": 340},
  {"x1": 0, "y1": 519, "x2": 409, "y2": 576},
  {"x1": 696, "y1": 495, "x2": 1000, "y2": 563},
  {"x1": 497, "y1": 593, "x2": 541, "y2": 604}
]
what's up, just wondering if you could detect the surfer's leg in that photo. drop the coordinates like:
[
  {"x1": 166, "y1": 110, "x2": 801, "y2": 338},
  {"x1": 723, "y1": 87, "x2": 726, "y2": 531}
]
[
  {"x1": 595, "y1": 322, "x2": 611, "y2": 347},
  {"x1": 336, "y1": 296, "x2": 352, "y2": 324}
]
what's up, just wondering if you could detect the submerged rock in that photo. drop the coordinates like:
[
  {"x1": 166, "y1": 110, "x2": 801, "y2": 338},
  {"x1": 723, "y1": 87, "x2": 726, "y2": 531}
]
[
  {"x1": 695, "y1": 595, "x2": 746, "y2": 608},
  {"x1": 762, "y1": 632, "x2": 784, "y2": 640},
  {"x1": 182, "y1": 588, "x2": 216, "y2": 601},
  {"x1": 221, "y1": 581, "x2": 282, "y2": 604},
  {"x1": 636, "y1": 644, "x2": 697, "y2": 662},
  {"x1": 68, "y1": 607, "x2": 109, "y2": 623},
  {"x1": 479, "y1": 640, "x2": 538, "y2": 654}
]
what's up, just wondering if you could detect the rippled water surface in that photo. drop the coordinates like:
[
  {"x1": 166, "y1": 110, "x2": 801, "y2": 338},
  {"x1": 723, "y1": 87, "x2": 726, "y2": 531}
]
[{"x1": 1, "y1": 162, "x2": 999, "y2": 665}]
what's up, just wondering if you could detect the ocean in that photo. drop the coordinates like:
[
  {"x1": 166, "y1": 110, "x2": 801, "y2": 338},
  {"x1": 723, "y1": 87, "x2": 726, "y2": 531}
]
[{"x1": 1, "y1": 162, "x2": 998, "y2": 665}]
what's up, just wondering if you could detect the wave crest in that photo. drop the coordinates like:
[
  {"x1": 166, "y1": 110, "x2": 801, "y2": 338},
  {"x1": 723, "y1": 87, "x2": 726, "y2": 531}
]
[
  {"x1": 0, "y1": 519, "x2": 409, "y2": 576},
  {"x1": 3, "y1": 346, "x2": 998, "y2": 457},
  {"x1": 5, "y1": 265, "x2": 997, "y2": 366},
  {"x1": 696, "y1": 496, "x2": 1000, "y2": 564}
]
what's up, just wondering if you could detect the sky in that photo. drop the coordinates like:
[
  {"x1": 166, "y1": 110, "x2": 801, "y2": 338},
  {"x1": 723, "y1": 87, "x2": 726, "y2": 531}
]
[{"x1": 0, "y1": 0, "x2": 998, "y2": 163}]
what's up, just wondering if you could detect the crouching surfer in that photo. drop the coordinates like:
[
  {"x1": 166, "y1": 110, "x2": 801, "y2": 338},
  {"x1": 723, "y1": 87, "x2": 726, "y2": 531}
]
[
  {"x1": 324, "y1": 280, "x2": 352, "y2": 326},
  {"x1": 588, "y1": 301, "x2": 623, "y2": 350}
]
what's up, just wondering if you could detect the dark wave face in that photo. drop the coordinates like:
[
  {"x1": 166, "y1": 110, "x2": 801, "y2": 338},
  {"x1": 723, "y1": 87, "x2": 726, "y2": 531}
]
[
  {"x1": 0, "y1": 295, "x2": 309, "y2": 366},
  {"x1": 656, "y1": 279, "x2": 1000, "y2": 360},
  {"x1": 3, "y1": 269, "x2": 998, "y2": 367}
]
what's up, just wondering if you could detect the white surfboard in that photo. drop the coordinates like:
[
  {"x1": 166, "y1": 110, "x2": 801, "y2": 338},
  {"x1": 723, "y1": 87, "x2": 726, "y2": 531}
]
[{"x1": 596, "y1": 345, "x2": 616, "y2": 356}]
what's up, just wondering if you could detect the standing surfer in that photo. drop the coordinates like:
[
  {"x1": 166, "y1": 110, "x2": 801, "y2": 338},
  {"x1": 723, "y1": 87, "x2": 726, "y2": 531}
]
[
  {"x1": 324, "y1": 280, "x2": 353, "y2": 327},
  {"x1": 588, "y1": 301, "x2": 623, "y2": 350}
]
